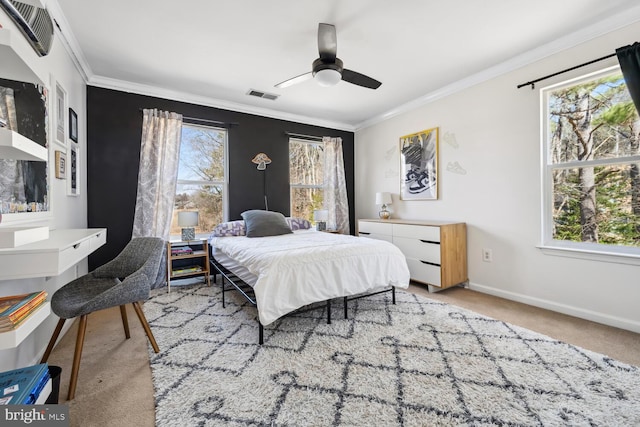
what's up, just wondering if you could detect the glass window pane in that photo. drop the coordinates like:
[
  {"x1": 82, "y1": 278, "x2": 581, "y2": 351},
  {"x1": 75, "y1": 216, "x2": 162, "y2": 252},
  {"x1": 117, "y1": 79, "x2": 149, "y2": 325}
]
[
  {"x1": 178, "y1": 125, "x2": 226, "y2": 181},
  {"x1": 289, "y1": 140, "x2": 324, "y2": 185},
  {"x1": 552, "y1": 164, "x2": 640, "y2": 246},
  {"x1": 171, "y1": 183, "x2": 224, "y2": 235},
  {"x1": 290, "y1": 187, "x2": 324, "y2": 223},
  {"x1": 548, "y1": 73, "x2": 639, "y2": 164}
]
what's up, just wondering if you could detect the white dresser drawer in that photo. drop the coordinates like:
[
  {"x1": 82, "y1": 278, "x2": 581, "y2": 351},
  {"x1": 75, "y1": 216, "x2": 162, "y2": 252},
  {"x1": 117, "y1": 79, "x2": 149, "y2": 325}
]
[
  {"x1": 358, "y1": 220, "x2": 393, "y2": 236},
  {"x1": 393, "y1": 224, "x2": 440, "y2": 242},
  {"x1": 59, "y1": 239, "x2": 93, "y2": 273},
  {"x1": 360, "y1": 233, "x2": 393, "y2": 243},
  {"x1": 90, "y1": 229, "x2": 107, "y2": 251},
  {"x1": 392, "y1": 236, "x2": 440, "y2": 264},
  {"x1": 405, "y1": 258, "x2": 441, "y2": 287}
]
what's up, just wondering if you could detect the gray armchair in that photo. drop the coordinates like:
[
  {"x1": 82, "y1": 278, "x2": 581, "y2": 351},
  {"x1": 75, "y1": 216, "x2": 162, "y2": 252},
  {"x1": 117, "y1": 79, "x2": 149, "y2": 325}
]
[{"x1": 41, "y1": 237, "x2": 165, "y2": 400}]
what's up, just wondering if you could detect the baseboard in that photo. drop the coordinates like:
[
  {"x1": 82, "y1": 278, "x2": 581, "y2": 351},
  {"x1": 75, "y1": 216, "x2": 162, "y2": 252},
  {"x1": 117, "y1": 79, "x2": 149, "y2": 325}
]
[{"x1": 468, "y1": 282, "x2": 640, "y2": 334}]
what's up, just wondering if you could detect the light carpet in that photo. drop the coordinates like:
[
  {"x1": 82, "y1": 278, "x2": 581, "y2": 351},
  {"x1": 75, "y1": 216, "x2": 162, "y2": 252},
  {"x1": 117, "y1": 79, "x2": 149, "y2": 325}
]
[{"x1": 143, "y1": 283, "x2": 640, "y2": 426}]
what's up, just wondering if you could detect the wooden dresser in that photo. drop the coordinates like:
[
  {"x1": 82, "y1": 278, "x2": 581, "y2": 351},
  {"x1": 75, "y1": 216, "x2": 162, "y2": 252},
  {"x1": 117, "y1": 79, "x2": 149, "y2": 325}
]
[{"x1": 358, "y1": 219, "x2": 467, "y2": 291}]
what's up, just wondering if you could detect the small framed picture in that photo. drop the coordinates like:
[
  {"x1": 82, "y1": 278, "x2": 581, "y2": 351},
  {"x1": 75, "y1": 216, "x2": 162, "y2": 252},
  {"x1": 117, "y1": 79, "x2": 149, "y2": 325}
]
[
  {"x1": 55, "y1": 150, "x2": 66, "y2": 179},
  {"x1": 69, "y1": 108, "x2": 78, "y2": 143},
  {"x1": 67, "y1": 144, "x2": 79, "y2": 196},
  {"x1": 55, "y1": 82, "x2": 66, "y2": 146}
]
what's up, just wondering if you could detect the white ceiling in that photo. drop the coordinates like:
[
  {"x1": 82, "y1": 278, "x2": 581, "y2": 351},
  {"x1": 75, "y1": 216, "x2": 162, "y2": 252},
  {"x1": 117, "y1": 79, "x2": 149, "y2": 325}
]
[{"x1": 52, "y1": 0, "x2": 640, "y2": 130}]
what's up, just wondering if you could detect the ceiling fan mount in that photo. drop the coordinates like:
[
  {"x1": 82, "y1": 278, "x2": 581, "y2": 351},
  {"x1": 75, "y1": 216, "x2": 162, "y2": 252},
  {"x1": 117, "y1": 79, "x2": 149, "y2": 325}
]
[{"x1": 276, "y1": 23, "x2": 381, "y2": 90}]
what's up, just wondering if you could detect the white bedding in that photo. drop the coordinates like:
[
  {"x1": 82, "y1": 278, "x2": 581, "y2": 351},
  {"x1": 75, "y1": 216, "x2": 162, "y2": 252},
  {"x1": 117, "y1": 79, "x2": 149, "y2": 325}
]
[{"x1": 210, "y1": 229, "x2": 410, "y2": 325}]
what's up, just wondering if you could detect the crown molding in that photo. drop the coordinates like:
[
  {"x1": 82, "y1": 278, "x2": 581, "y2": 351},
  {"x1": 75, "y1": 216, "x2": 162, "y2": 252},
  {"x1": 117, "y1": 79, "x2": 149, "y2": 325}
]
[
  {"x1": 354, "y1": 4, "x2": 640, "y2": 131},
  {"x1": 88, "y1": 75, "x2": 355, "y2": 132},
  {"x1": 45, "y1": 0, "x2": 92, "y2": 82}
]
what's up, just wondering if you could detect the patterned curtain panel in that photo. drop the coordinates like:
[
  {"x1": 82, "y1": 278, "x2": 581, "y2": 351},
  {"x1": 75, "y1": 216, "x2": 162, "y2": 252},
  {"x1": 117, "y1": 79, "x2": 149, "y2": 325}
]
[
  {"x1": 323, "y1": 136, "x2": 350, "y2": 234},
  {"x1": 132, "y1": 109, "x2": 183, "y2": 288}
]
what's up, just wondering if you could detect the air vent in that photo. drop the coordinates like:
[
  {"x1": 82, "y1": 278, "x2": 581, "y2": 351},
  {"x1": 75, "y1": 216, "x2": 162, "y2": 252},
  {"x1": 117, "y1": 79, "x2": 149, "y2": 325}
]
[
  {"x1": 247, "y1": 89, "x2": 279, "y2": 101},
  {"x1": 0, "y1": 0, "x2": 54, "y2": 56}
]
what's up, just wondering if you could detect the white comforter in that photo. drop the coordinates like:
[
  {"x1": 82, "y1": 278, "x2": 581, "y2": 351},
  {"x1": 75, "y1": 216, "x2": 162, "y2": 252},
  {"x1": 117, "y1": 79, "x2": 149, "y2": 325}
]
[{"x1": 210, "y1": 230, "x2": 410, "y2": 325}]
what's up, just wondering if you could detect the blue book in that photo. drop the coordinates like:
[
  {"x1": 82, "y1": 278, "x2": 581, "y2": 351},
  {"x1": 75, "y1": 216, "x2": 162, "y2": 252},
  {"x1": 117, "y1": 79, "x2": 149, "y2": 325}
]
[{"x1": 0, "y1": 364, "x2": 50, "y2": 405}]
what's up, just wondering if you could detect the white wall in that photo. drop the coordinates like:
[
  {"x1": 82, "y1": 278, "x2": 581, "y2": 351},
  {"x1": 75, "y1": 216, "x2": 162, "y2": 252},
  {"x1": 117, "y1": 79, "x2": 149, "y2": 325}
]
[
  {"x1": 355, "y1": 21, "x2": 640, "y2": 333},
  {"x1": 0, "y1": 7, "x2": 88, "y2": 372}
]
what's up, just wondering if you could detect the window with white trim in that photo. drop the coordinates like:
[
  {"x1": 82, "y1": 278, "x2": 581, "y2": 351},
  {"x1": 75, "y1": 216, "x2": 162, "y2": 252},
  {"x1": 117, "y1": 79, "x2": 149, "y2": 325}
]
[
  {"x1": 542, "y1": 66, "x2": 640, "y2": 256},
  {"x1": 170, "y1": 123, "x2": 228, "y2": 236},
  {"x1": 289, "y1": 138, "x2": 324, "y2": 222}
]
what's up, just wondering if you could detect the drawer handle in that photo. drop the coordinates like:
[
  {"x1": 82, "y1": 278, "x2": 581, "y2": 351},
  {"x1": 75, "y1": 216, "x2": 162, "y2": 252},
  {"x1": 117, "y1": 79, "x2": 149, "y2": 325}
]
[
  {"x1": 96, "y1": 233, "x2": 102, "y2": 238},
  {"x1": 73, "y1": 243, "x2": 81, "y2": 249},
  {"x1": 420, "y1": 260, "x2": 440, "y2": 267},
  {"x1": 419, "y1": 239, "x2": 440, "y2": 244},
  {"x1": 359, "y1": 232, "x2": 371, "y2": 235}
]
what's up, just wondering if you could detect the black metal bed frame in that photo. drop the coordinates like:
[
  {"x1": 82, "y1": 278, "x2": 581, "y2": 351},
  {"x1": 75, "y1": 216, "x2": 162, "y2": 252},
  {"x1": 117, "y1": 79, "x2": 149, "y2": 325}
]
[{"x1": 209, "y1": 257, "x2": 396, "y2": 345}]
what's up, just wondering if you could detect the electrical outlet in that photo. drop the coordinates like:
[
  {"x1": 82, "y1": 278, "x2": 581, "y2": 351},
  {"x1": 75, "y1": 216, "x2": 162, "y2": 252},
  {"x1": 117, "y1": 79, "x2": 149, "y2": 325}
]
[{"x1": 482, "y1": 248, "x2": 493, "y2": 262}]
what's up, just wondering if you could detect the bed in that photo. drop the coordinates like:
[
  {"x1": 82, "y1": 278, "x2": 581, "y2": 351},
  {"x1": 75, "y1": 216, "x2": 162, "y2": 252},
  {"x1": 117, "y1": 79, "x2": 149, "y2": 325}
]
[{"x1": 208, "y1": 211, "x2": 410, "y2": 343}]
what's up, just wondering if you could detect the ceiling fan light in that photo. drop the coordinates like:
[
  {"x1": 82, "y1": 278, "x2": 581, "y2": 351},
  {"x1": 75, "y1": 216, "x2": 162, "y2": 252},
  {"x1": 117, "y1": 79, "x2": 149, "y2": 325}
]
[{"x1": 315, "y1": 69, "x2": 341, "y2": 87}]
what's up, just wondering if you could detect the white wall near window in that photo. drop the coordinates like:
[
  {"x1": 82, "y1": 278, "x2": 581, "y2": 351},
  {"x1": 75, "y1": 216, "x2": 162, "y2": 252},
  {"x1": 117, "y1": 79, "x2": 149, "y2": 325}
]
[{"x1": 355, "y1": 21, "x2": 640, "y2": 333}]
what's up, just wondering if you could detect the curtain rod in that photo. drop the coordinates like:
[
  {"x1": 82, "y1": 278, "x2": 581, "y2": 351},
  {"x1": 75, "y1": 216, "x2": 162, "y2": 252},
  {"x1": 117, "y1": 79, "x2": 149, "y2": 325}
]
[
  {"x1": 285, "y1": 131, "x2": 323, "y2": 141},
  {"x1": 139, "y1": 109, "x2": 236, "y2": 127},
  {"x1": 517, "y1": 52, "x2": 617, "y2": 89}
]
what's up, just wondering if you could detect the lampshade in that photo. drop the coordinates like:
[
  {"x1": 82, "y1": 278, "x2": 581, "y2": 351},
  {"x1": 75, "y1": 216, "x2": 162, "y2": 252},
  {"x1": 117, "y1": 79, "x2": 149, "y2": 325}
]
[
  {"x1": 375, "y1": 192, "x2": 392, "y2": 205},
  {"x1": 313, "y1": 209, "x2": 329, "y2": 221},
  {"x1": 177, "y1": 211, "x2": 199, "y2": 227},
  {"x1": 315, "y1": 69, "x2": 341, "y2": 87}
]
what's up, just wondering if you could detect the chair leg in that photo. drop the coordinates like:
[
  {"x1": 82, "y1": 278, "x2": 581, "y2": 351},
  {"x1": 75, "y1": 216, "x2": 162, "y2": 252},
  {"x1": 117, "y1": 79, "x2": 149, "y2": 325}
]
[
  {"x1": 132, "y1": 301, "x2": 160, "y2": 353},
  {"x1": 40, "y1": 318, "x2": 66, "y2": 363},
  {"x1": 120, "y1": 305, "x2": 131, "y2": 339},
  {"x1": 68, "y1": 315, "x2": 88, "y2": 401}
]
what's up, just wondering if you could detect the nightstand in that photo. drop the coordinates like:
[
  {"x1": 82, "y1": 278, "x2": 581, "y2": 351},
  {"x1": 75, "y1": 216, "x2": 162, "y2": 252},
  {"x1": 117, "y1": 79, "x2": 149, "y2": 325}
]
[{"x1": 166, "y1": 239, "x2": 211, "y2": 291}]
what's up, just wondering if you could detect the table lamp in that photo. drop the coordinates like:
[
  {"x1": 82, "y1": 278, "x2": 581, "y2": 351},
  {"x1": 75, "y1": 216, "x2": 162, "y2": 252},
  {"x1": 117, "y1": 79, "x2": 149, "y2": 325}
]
[
  {"x1": 314, "y1": 209, "x2": 329, "y2": 231},
  {"x1": 376, "y1": 192, "x2": 392, "y2": 220},
  {"x1": 178, "y1": 211, "x2": 199, "y2": 241}
]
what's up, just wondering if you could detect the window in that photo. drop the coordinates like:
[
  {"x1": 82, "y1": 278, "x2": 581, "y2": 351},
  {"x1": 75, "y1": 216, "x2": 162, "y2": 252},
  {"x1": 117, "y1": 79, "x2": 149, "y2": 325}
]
[
  {"x1": 289, "y1": 138, "x2": 324, "y2": 222},
  {"x1": 542, "y1": 66, "x2": 640, "y2": 257},
  {"x1": 170, "y1": 123, "x2": 228, "y2": 236}
]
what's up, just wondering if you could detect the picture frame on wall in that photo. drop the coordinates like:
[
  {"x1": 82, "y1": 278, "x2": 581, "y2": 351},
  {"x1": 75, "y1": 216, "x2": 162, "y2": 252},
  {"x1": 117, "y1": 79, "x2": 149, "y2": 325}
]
[
  {"x1": 399, "y1": 127, "x2": 439, "y2": 200},
  {"x1": 67, "y1": 144, "x2": 79, "y2": 196},
  {"x1": 54, "y1": 80, "x2": 66, "y2": 147},
  {"x1": 69, "y1": 108, "x2": 78, "y2": 143},
  {"x1": 55, "y1": 150, "x2": 66, "y2": 179}
]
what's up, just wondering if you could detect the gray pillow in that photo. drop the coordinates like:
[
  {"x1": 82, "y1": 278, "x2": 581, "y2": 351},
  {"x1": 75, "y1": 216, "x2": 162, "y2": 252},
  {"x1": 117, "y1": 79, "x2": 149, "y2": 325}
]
[{"x1": 241, "y1": 210, "x2": 293, "y2": 238}]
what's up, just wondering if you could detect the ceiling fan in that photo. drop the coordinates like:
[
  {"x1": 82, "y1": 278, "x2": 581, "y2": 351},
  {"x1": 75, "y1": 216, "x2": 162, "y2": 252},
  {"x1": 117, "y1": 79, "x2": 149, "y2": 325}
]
[{"x1": 275, "y1": 23, "x2": 381, "y2": 90}]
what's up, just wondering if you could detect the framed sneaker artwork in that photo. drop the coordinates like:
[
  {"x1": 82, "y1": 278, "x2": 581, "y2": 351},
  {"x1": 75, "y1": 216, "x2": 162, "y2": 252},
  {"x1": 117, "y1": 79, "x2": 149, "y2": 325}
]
[{"x1": 400, "y1": 127, "x2": 438, "y2": 200}]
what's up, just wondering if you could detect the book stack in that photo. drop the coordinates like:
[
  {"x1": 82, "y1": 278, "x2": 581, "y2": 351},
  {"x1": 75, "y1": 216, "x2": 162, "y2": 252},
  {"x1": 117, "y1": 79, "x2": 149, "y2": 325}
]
[
  {"x1": 172, "y1": 265, "x2": 202, "y2": 275},
  {"x1": 0, "y1": 291, "x2": 48, "y2": 332},
  {"x1": 171, "y1": 247, "x2": 193, "y2": 256},
  {"x1": 0, "y1": 363, "x2": 50, "y2": 405}
]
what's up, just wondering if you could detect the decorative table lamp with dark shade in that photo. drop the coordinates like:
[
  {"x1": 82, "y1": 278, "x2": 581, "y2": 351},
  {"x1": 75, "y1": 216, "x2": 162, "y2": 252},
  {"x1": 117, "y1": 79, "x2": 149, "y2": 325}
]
[
  {"x1": 314, "y1": 209, "x2": 328, "y2": 231},
  {"x1": 178, "y1": 211, "x2": 199, "y2": 241},
  {"x1": 376, "y1": 192, "x2": 392, "y2": 220}
]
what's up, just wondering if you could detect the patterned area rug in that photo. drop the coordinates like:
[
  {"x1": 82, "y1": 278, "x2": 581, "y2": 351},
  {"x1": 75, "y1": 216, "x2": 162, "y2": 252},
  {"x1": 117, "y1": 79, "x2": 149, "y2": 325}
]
[{"x1": 144, "y1": 283, "x2": 640, "y2": 426}]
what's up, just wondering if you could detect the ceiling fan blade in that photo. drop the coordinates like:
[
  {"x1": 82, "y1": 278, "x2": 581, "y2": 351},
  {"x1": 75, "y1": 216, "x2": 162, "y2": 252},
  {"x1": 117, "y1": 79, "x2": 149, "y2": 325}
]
[
  {"x1": 275, "y1": 71, "x2": 313, "y2": 88},
  {"x1": 318, "y1": 23, "x2": 337, "y2": 62},
  {"x1": 341, "y1": 69, "x2": 382, "y2": 89}
]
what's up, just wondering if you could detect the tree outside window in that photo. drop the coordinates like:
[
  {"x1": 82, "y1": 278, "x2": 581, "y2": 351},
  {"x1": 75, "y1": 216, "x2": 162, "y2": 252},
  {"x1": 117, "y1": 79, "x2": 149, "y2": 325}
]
[
  {"x1": 171, "y1": 124, "x2": 227, "y2": 236},
  {"x1": 544, "y1": 67, "x2": 640, "y2": 251},
  {"x1": 289, "y1": 139, "x2": 324, "y2": 223}
]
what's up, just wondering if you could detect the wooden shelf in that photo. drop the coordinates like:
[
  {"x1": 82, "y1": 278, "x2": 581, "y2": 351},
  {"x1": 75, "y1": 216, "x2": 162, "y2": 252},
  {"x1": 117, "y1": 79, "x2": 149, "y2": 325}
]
[
  {"x1": 0, "y1": 128, "x2": 47, "y2": 161},
  {"x1": 167, "y1": 240, "x2": 210, "y2": 291},
  {"x1": 0, "y1": 27, "x2": 46, "y2": 86},
  {"x1": 0, "y1": 302, "x2": 50, "y2": 350}
]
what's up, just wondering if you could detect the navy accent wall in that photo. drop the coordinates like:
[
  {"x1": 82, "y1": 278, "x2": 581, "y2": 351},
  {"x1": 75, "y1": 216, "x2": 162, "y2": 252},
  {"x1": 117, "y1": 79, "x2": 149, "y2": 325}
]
[{"x1": 87, "y1": 86, "x2": 355, "y2": 269}]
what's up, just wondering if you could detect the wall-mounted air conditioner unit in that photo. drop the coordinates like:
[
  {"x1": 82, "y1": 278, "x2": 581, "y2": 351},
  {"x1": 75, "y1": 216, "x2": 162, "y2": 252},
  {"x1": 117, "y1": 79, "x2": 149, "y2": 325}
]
[{"x1": 0, "y1": 0, "x2": 54, "y2": 56}]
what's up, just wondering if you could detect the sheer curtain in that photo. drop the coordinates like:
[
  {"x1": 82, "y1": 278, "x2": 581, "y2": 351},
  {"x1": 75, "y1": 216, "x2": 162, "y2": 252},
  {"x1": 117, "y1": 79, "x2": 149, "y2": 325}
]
[
  {"x1": 323, "y1": 136, "x2": 350, "y2": 234},
  {"x1": 132, "y1": 109, "x2": 183, "y2": 287}
]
